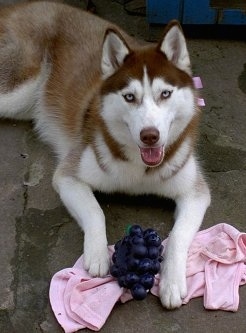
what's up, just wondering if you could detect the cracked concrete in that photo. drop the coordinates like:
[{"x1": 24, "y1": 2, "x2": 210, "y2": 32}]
[{"x1": 0, "y1": 1, "x2": 246, "y2": 332}]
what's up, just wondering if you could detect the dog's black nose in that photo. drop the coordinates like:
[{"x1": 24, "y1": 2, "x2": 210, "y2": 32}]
[{"x1": 140, "y1": 127, "x2": 160, "y2": 145}]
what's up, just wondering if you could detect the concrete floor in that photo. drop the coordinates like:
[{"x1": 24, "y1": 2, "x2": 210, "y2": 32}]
[{"x1": 0, "y1": 1, "x2": 246, "y2": 332}]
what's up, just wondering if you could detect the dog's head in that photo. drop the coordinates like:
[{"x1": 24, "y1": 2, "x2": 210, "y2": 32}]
[{"x1": 100, "y1": 21, "x2": 197, "y2": 167}]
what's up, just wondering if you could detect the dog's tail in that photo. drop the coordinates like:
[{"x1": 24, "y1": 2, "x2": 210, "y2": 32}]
[{"x1": 0, "y1": 63, "x2": 48, "y2": 121}]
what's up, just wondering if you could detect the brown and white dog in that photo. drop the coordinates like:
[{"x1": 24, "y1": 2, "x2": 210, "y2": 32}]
[{"x1": 0, "y1": 1, "x2": 210, "y2": 309}]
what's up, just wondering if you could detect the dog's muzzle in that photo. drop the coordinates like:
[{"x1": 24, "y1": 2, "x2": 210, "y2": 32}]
[
  {"x1": 139, "y1": 127, "x2": 164, "y2": 166},
  {"x1": 139, "y1": 146, "x2": 164, "y2": 166}
]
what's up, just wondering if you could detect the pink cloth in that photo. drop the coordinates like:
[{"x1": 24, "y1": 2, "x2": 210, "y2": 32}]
[
  {"x1": 186, "y1": 223, "x2": 246, "y2": 310},
  {"x1": 49, "y1": 223, "x2": 246, "y2": 332}
]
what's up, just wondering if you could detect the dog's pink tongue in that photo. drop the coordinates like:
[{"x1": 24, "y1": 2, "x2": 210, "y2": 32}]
[{"x1": 140, "y1": 147, "x2": 164, "y2": 166}]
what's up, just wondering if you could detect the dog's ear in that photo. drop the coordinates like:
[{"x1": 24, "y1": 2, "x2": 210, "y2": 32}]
[
  {"x1": 101, "y1": 29, "x2": 130, "y2": 79},
  {"x1": 158, "y1": 20, "x2": 191, "y2": 75}
]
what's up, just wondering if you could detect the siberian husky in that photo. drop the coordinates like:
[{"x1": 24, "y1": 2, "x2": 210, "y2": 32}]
[{"x1": 0, "y1": 1, "x2": 210, "y2": 309}]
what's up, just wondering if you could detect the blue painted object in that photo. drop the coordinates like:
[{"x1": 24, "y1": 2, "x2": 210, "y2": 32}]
[
  {"x1": 219, "y1": 9, "x2": 246, "y2": 25},
  {"x1": 146, "y1": 0, "x2": 246, "y2": 25},
  {"x1": 182, "y1": 0, "x2": 217, "y2": 24},
  {"x1": 146, "y1": 0, "x2": 181, "y2": 24}
]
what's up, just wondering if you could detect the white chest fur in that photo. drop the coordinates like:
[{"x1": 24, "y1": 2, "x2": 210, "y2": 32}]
[{"x1": 77, "y1": 138, "x2": 196, "y2": 199}]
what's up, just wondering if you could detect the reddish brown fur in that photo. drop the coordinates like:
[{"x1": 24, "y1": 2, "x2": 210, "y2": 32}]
[
  {"x1": 101, "y1": 46, "x2": 193, "y2": 98},
  {"x1": 0, "y1": 2, "x2": 199, "y2": 171},
  {"x1": 82, "y1": 97, "x2": 128, "y2": 164}
]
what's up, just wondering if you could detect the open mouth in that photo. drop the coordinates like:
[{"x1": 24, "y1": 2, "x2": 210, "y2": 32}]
[{"x1": 139, "y1": 146, "x2": 165, "y2": 167}]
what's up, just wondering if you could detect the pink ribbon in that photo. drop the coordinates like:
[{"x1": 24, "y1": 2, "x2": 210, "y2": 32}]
[{"x1": 193, "y1": 76, "x2": 205, "y2": 106}]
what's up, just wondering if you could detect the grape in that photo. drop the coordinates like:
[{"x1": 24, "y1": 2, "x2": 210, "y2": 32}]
[
  {"x1": 146, "y1": 234, "x2": 162, "y2": 247},
  {"x1": 118, "y1": 265, "x2": 128, "y2": 276},
  {"x1": 131, "y1": 235, "x2": 145, "y2": 245},
  {"x1": 138, "y1": 258, "x2": 152, "y2": 273},
  {"x1": 118, "y1": 275, "x2": 127, "y2": 288},
  {"x1": 122, "y1": 235, "x2": 130, "y2": 245},
  {"x1": 129, "y1": 225, "x2": 143, "y2": 237},
  {"x1": 125, "y1": 272, "x2": 140, "y2": 287},
  {"x1": 143, "y1": 228, "x2": 156, "y2": 238},
  {"x1": 140, "y1": 273, "x2": 155, "y2": 289},
  {"x1": 114, "y1": 240, "x2": 122, "y2": 251},
  {"x1": 148, "y1": 246, "x2": 159, "y2": 259},
  {"x1": 112, "y1": 251, "x2": 117, "y2": 263},
  {"x1": 131, "y1": 244, "x2": 148, "y2": 258},
  {"x1": 131, "y1": 283, "x2": 147, "y2": 300},
  {"x1": 151, "y1": 259, "x2": 161, "y2": 274},
  {"x1": 114, "y1": 241, "x2": 129, "y2": 263},
  {"x1": 110, "y1": 225, "x2": 163, "y2": 301},
  {"x1": 110, "y1": 264, "x2": 119, "y2": 277},
  {"x1": 126, "y1": 256, "x2": 140, "y2": 270}
]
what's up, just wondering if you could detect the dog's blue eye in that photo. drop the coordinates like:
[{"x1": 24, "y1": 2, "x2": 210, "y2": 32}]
[
  {"x1": 123, "y1": 93, "x2": 135, "y2": 103},
  {"x1": 161, "y1": 90, "x2": 172, "y2": 99}
]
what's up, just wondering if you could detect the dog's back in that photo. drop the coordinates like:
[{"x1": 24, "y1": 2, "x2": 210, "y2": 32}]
[
  {"x1": 0, "y1": 1, "x2": 137, "y2": 155},
  {"x1": 0, "y1": 1, "x2": 116, "y2": 89}
]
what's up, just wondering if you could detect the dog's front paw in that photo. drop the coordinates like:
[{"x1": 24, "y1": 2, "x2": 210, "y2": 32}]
[
  {"x1": 83, "y1": 241, "x2": 110, "y2": 277},
  {"x1": 159, "y1": 271, "x2": 187, "y2": 309}
]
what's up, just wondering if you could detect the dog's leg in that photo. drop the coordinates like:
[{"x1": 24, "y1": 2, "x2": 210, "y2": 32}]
[
  {"x1": 159, "y1": 171, "x2": 210, "y2": 309},
  {"x1": 53, "y1": 168, "x2": 110, "y2": 277}
]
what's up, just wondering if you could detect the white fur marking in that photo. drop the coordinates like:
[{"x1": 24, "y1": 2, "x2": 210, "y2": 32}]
[
  {"x1": 0, "y1": 61, "x2": 49, "y2": 120},
  {"x1": 0, "y1": 78, "x2": 41, "y2": 120}
]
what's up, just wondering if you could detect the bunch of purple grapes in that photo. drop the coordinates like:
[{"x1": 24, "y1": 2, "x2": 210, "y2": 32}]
[{"x1": 110, "y1": 225, "x2": 164, "y2": 300}]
